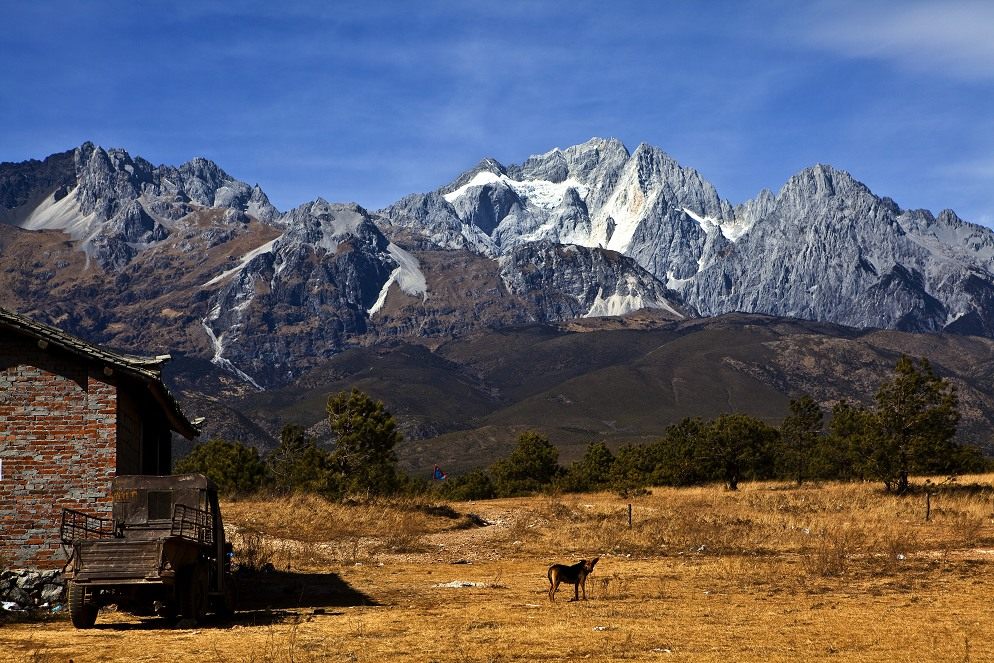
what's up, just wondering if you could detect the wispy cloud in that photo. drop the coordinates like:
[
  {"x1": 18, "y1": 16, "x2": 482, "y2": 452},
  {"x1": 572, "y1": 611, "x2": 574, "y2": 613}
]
[
  {"x1": 932, "y1": 155, "x2": 994, "y2": 222},
  {"x1": 792, "y1": 1, "x2": 994, "y2": 80},
  {"x1": 939, "y1": 156, "x2": 994, "y2": 181}
]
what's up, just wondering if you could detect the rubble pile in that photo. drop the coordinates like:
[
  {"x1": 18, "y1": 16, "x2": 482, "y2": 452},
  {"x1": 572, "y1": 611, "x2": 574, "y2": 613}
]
[{"x1": 0, "y1": 569, "x2": 64, "y2": 612}]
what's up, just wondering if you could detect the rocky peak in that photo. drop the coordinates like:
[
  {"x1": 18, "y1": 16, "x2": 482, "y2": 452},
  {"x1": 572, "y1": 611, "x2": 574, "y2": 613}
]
[
  {"x1": 629, "y1": 143, "x2": 732, "y2": 221},
  {"x1": 283, "y1": 199, "x2": 387, "y2": 253},
  {"x1": 777, "y1": 164, "x2": 871, "y2": 205},
  {"x1": 937, "y1": 209, "x2": 963, "y2": 226},
  {"x1": 563, "y1": 137, "x2": 630, "y2": 171},
  {"x1": 66, "y1": 143, "x2": 279, "y2": 224},
  {"x1": 177, "y1": 157, "x2": 230, "y2": 203},
  {"x1": 515, "y1": 147, "x2": 569, "y2": 183},
  {"x1": 509, "y1": 137, "x2": 631, "y2": 192},
  {"x1": 559, "y1": 138, "x2": 630, "y2": 201},
  {"x1": 734, "y1": 188, "x2": 776, "y2": 227},
  {"x1": 74, "y1": 144, "x2": 151, "y2": 219},
  {"x1": 442, "y1": 158, "x2": 509, "y2": 196},
  {"x1": 202, "y1": 198, "x2": 404, "y2": 386},
  {"x1": 0, "y1": 148, "x2": 76, "y2": 213}
]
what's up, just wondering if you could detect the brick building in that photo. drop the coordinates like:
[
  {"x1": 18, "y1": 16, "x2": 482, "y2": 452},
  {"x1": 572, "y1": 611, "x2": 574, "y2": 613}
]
[{"x1": 0, "y1": 307, "x2": 199, "y2": 568}]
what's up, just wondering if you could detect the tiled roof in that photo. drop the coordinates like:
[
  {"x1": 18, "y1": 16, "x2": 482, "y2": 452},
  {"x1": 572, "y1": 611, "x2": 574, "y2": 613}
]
[{"x1": 0, "y1": 307, "x2": 200, "y2": 439}]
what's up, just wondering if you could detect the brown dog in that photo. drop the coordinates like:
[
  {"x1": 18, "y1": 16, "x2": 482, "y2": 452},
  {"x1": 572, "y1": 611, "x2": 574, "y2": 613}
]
[{"x1": 547, "y1": 557, "x2": 599, "y2": 602}]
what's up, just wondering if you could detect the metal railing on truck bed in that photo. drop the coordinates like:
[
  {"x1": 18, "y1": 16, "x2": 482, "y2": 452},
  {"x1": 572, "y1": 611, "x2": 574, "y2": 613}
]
[
  {"x1": 61, "y1": 508, "x2": 116, "y2": 545},
  {"x1": 61, "y1": 503, "x2": 214, "y2": 547},
  {"x1": 170, "y1": 503, "x2": 214, "y2": 546}
]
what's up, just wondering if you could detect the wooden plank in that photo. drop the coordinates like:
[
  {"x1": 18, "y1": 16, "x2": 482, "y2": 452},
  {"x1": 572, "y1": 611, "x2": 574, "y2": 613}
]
[{"x1": 76, "y1": 540, "x2": 162, "y2": 581}]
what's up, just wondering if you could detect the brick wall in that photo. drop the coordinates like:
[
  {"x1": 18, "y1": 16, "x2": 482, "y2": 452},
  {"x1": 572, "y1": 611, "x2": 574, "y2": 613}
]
[{"x1": 0, "y1": 335, "x2": 117, "y2": 569}]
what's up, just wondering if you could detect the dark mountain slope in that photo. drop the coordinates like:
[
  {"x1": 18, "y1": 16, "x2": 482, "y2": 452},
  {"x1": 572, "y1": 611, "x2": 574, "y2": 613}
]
[{"x1": 178, "y1": 314, "x2": 994, "y2": 475}]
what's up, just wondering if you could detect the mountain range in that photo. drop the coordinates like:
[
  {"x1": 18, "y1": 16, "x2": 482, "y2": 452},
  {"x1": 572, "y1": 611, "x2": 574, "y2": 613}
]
[{"x1": 4, "y1": 138, "x2": 994, "y2": 465}]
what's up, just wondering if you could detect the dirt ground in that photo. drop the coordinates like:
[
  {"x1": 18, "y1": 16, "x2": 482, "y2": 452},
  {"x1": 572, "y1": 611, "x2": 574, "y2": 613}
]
[{"x1": 4, "y1": 488, "x2": 994, "y2": 662}]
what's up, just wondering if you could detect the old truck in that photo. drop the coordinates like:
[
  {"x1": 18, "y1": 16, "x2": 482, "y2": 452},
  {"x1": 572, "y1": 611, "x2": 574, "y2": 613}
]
[{"x1": 60, "y1": 474, "x2": 235, "y2": 628}]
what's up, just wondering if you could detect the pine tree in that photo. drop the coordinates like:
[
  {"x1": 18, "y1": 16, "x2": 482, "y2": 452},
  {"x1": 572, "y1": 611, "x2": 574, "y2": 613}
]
[
  {"x1": 267, "y1": 424, "x2": 334, "y2": 494},
  {"x1": 326, "y1": 389, "x2": 402, "y2": 496},
  {"x1": 821, "y1": 400, "x2": 872, "y2": 480},
  {"x1": 780, "y1": 395, "x2": 823, "y2": 485},
  {"x1": 607, "y1": 443, "x2": 656, "y2": 496},
  {"x1": 174, "y1": 438, "x2": 266, "y2": 495},
  {"x1": 560, "y1": 441, "x2": 615, "y2": 492},
  {"x1": 653, "y1": 417, "x2": 709, "y2": 486},
  {"x1": 866, "y1": 356, "x2": 959, "y2": 493},
  {"x1": 700, "y1": 414, "x2": 778, "y2": 490},
  {"x1": 489, "y1": 431, "x2": 562, "y2": 496}
]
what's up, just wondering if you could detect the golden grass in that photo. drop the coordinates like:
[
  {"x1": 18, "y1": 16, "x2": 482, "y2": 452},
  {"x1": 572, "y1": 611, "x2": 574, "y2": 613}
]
[
  {"x1": 5, "y1": 476, "x2": 994, "y2": 661},
  {"x1": 221, "y1": 493, "x2": 478, "y2": 569}
]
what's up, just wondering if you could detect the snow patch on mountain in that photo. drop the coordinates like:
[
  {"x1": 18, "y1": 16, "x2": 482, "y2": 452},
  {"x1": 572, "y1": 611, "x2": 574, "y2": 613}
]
[
  {"x1": 583, "y1": 275, "x2": 684, "y2": 319},
  {"x1": 720, "y1": 217, "x2": 755, "y2": 242},
  {"x1": 512, "y1": 177, "x2": 589, "y2": 211},
  {"x1": 316, "y1": 208, "x2": 367, "y2": 250},
  {"x1": 368, "y1": 243, "x2": 428, "y2": 315},
  {"x1": 598, "y1": 184, "x2": 658, "y2": 253},
  {"x1": 201, "y1": 308, "x2": 263, "y2": 390},
  {"x1": 367, "y1": 275, "x2": 396, "y2": 315},
  {"x1": 682, "y1": 207, "x2": 753, "y2": 243},
  {"x1": 202, "y1": 237, "x2": 279, "y2": 287},
  {"x1": 584, "y1": 288, "x2": 644, "y2": 318},
  {"x1": 22, "y1": 189, "x2": 99, "y2": 240},
  {"x1": 666, "y1": 270, "x2": 695, "y2": 290},
  {"x1": 389, "y1": 243, "x2": 427, "y2": 297},
  {"x1": 443, "y1": 171, "x2": 503, "y2": 203},
  {"x1": 444, "y1": 171, "x2": 589, "y2": 212},
  {"x1": 682, "y1": 207, "x2": 719, "y2": 235}
]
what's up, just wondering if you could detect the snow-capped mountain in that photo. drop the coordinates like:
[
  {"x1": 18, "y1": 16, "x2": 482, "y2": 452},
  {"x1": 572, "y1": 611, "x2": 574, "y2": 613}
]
[
  {"x1": 384, "y1": 137, "x2": 994, "y2": 337},
  {"x1": 0, "y1": 142, "x2": 686, "y2": 391},
  {"x1": 201, "y1": 199, "x2": 430, "y2": 386},
  {"x1": 8, "y1": 142, "x2": 280, "y2": 270},
  {"x1": 11, "y1": 137, "x2": 994, "y2": 448},
  {"x1": 382, "y1": 138, "x2": 735, "y2": 259},
  {"x1": 7, "y1": 136, "x2": 994, "y2": 396}
]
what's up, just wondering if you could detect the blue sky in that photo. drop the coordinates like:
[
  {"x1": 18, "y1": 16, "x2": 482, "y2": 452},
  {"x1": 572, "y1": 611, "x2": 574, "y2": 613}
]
[{"x1": 3, "y1": 1, "x2": 994, "y2": 224}]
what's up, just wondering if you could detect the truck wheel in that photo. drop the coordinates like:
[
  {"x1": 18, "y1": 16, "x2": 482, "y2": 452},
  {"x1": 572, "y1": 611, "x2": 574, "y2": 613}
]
[
  {"x1": 215, "y1": 573, "x2": 237, "y2": 620},
  {"x1": 68, "y1": 582, "x2": 97, "y2": 629},
  {"x1": 180, "y1": 563, "x2": 209, "y2": 622}
]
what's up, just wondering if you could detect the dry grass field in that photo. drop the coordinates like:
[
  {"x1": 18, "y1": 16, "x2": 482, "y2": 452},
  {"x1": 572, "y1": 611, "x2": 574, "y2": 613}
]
[{"x1": 6, "y1": 476, "x2": 994, "y2": 662}]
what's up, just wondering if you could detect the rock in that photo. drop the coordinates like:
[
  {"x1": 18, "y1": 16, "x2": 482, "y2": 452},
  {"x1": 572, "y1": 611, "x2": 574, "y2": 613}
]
[
  {"x1": 5, "y1": 587, "x2": 31, "y2": 607},
  {"x1": 499, "y1": 241, "x2": 686, "y2": 321},
  {"x1": 0, "y1": 568, "x2": 65, "y2": 610},
  {"x1": 433, "y1": 580, "x2": 488, "y2": 588},
  {"x1": 40, "y1": 583, "x2": 64, "y2": 604}
]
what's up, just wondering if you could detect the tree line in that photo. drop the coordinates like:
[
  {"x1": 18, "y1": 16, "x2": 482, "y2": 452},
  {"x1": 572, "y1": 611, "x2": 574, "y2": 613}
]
[{"x1": 176, "y1": 356, "x2": 989, "y2": 499}]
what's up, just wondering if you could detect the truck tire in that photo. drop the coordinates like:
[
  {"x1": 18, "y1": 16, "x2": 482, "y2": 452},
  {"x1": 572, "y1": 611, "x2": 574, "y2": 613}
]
[
  {"x1": 215, "y1": 573, "x2": 236, "y2": 620},
  {"x1": 180, "y1": 563, "x2": 209, "y2": 622},
  {"x1": 68, "y1": 582, "x2": 97, "y2": 629}
]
